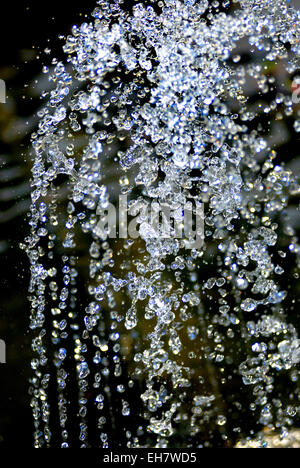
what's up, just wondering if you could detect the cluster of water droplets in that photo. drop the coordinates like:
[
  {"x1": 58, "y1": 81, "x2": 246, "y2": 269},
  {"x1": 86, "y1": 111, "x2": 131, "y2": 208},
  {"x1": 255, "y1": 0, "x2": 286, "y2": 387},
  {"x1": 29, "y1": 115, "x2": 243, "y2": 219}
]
[{"x1": 23, "y1": 0, "x2": 300, "y2": 448}]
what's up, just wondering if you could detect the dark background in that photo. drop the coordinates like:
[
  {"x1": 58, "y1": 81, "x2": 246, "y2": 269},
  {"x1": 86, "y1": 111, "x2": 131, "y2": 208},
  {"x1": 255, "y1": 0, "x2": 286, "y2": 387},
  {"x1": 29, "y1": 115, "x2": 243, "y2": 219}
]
[{"x1": 0, "y1": 0, "x2": 96, "y2": 448}]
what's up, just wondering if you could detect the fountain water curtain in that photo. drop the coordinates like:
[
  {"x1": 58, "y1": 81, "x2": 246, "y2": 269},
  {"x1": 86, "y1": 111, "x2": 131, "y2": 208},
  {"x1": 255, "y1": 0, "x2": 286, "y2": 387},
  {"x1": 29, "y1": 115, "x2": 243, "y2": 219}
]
[{"x1": 24, "y1": 0, "x2": 300, "y2": 448}]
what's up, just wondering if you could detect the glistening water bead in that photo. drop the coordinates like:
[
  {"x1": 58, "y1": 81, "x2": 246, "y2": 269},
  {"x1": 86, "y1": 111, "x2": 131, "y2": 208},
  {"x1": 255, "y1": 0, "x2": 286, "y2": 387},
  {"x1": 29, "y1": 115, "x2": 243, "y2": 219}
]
[{"x1": 24, "y1": 0, "x2": 300, "y2": 448}]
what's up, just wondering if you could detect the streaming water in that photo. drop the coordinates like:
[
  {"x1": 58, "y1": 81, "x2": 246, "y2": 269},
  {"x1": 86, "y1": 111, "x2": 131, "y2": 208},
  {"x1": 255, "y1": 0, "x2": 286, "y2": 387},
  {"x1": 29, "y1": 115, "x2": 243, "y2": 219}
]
[{"x1": 23, "y1": 0, "x2": 300, "y2": 448}]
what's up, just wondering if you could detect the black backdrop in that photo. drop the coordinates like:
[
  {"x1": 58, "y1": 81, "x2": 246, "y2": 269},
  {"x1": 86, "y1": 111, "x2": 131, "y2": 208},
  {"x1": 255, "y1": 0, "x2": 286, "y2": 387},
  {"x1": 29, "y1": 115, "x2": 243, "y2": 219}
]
[{"x1": 0, "y1": 0, "x2": 96, "y2": 448}]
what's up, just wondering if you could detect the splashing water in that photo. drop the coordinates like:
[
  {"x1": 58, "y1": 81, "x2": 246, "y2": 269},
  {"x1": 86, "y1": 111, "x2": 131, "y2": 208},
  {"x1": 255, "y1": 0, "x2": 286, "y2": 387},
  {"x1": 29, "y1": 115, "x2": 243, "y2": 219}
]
[{"x1": 23, "y1": 0, "x2": 300, "y2": 448}]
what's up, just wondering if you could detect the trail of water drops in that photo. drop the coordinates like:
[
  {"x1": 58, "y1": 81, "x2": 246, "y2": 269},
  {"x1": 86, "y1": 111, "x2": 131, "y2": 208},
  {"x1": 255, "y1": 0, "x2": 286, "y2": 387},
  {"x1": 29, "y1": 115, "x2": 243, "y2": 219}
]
[{"x1": 24, "y1": 0, "x2": 300, "y2": 448}]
